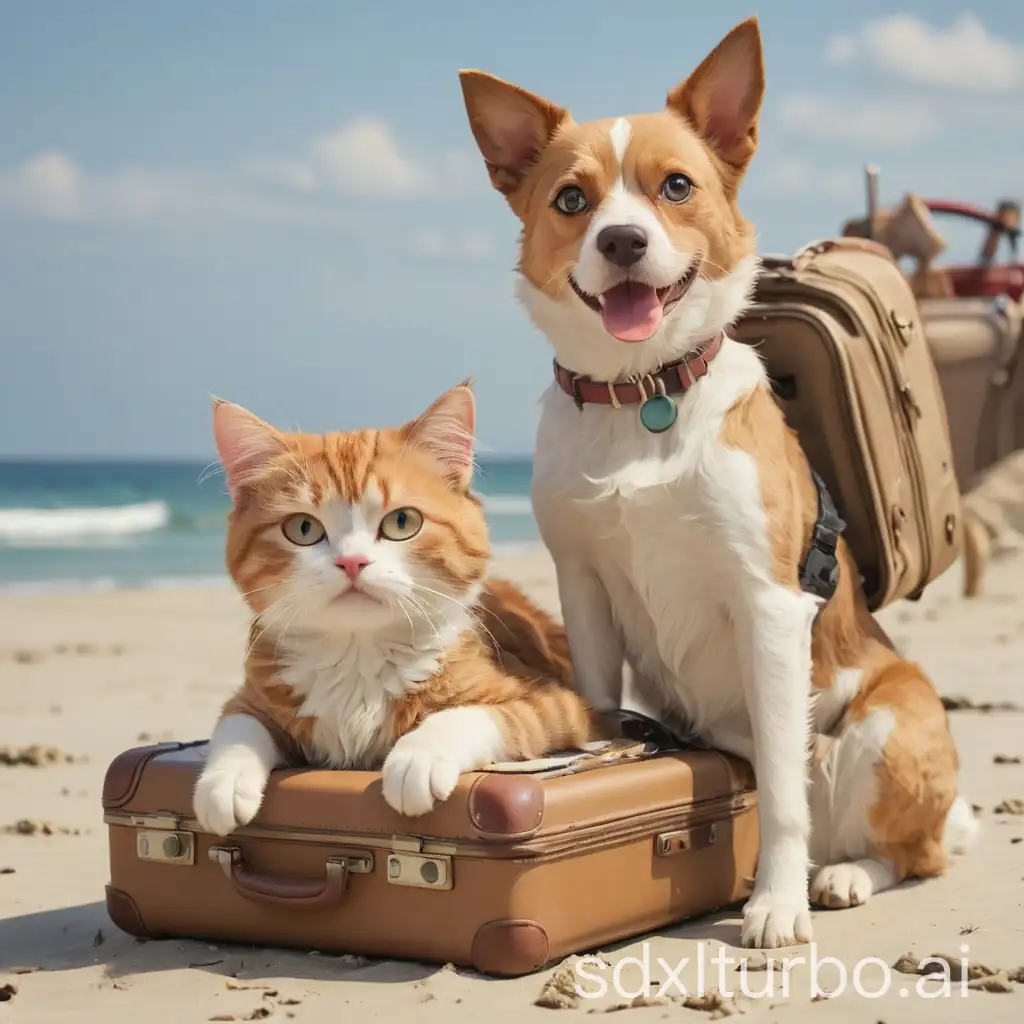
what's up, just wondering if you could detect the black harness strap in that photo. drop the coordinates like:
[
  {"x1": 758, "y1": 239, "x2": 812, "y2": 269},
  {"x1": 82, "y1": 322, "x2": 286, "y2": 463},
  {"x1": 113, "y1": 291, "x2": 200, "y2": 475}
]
[{"x1": 799, "y1": 469, "x2": 846, "y2": 602}]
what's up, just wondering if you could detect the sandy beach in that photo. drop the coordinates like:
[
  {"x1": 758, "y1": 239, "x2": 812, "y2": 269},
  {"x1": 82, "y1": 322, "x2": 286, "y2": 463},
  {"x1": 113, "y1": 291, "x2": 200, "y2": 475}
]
[{"x1": 2, "y1": 547, "x2": 1024, "y2": 1023}]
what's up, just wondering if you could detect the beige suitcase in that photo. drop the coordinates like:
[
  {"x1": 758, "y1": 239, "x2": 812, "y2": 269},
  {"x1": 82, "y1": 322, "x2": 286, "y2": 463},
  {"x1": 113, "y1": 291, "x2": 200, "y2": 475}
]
[
  {"x1": 918, "y1": 295, "x2": 1024, "y2": 490},
  {"x1": 732, "y1": 237, "x2": 963, "y2": 610}
]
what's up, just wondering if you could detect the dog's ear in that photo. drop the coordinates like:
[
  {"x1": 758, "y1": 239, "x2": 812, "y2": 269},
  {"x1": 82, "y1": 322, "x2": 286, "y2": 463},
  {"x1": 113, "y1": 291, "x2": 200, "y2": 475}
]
[
  {"x1": 666, "y1": 18, "x2": 764, "y2": 185},
  {"x1": 458, "y1": 70, "x2": 568, "y2": 197}
]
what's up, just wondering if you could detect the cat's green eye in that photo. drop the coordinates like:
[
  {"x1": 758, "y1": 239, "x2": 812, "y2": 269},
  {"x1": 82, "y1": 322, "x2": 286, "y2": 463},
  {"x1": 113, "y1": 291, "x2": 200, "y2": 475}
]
[
  {"x1": 379, "y1": 507, "x2": 423, "y2": 542},
  {"x1": 282, "y1": 513, "x2": 327, "y2": 546}
]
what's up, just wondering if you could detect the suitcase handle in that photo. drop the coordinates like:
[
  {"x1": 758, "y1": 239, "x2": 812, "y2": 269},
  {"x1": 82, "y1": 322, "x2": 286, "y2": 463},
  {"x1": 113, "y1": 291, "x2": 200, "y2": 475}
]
[{"x1": 209, "y1": 846, "x2": 352, "y2": 911}]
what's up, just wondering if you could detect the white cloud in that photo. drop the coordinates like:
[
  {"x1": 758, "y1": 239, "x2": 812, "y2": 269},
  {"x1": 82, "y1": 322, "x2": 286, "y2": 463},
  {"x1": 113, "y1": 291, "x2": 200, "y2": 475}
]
[
  {"x1": 411, "y1": 228, "x2": 446, "y2": 256},
  {"x1": 755, "y1": 157, "x2": 860, "y2": 202},
  {"x1": 410, "y1": 228, "x2": 492, "y2": 260},
  {"x1": 0, "y1": 151, "x2": 85, "y2": 219},
  {"x1": 312, "y1": 117, "x2": 433, "y2": 197},
  {"x1": 777, "y1": 94, "x2": 940, "y2": 147},
  {"x1": 826, "y1": 14, "x2": 1024, "y2": 92},
  {"x1": 0, "y1": 116, "x2": 486, "y2": 228},
  {"x1": 241, "y1": 157, "x2": 317, "y2": 193}
]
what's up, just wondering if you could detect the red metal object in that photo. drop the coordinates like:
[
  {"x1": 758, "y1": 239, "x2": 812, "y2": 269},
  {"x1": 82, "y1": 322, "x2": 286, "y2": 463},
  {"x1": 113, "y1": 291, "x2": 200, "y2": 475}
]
[{"x1": 922, "y1": 199, "x2": 1023, "y2": 301}]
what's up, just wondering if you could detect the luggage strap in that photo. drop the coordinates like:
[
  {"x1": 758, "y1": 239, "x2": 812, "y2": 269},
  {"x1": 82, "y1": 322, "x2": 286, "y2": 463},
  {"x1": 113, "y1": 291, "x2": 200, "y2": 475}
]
[{"x1": 799, "y1": 469, "x2": 846, "y2": 602}]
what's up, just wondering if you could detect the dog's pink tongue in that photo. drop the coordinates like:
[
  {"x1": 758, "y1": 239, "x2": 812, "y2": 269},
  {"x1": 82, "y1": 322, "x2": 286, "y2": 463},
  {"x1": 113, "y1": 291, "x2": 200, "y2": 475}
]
[{"x1": 601, "y1": 281, "x2": 663, "y2": 342}]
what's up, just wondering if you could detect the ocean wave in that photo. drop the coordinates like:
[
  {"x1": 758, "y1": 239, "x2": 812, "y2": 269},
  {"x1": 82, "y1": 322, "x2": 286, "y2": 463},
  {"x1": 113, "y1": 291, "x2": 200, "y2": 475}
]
[
  {"x1": 0, "y1": 573, "x2": 231, "y2": 596},
  {"x1": 0, "y1": 576, "x2": 120, "y2": 596},
  {"x1": 0, "y1": 501, "x2": 171, "y2": 545},
  {"x1": 481, "y1": 495, "x2": 533, "y2": 516}
]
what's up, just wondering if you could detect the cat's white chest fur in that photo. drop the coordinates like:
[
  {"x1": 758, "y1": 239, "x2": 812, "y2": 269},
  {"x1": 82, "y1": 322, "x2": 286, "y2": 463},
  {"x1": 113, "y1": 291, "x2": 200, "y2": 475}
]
[{"x1": 278, "y1": 631, "x2": 451, "y2": 769}]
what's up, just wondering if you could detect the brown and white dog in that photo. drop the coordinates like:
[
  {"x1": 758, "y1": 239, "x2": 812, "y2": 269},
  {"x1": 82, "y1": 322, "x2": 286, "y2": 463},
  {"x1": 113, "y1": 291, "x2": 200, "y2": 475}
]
[{"x1": 459, "y1": 17, "x2": 977, "y2": 949}]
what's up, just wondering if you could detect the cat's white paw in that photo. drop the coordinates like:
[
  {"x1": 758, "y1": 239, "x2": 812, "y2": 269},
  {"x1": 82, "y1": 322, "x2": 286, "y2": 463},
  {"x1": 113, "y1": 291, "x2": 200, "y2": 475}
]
[
  {"x1": 381, "y1": 707, "x2": 505, "y2": 817},
  {"x1": 193, "y1": 762, "x2": 267, "y2": 836},
  {"x1": 381, "y1": 736, "x2": 462, "y2": 817},
  {"x1": 741, "y1": 893, "x2": 813, "y2": 948}
]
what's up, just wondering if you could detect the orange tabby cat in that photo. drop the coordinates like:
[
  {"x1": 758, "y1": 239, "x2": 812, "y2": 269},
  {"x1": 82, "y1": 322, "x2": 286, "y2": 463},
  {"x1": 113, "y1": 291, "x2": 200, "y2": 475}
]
[{"x1": 193, "y1": 381, "x2": 598, "y2": 836}]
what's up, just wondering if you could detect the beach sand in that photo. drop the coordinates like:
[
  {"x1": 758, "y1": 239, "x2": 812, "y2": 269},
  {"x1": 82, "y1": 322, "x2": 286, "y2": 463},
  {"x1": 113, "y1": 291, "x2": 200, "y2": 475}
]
[{"x1": 2, "y1": 548, "x2": 1024, "y2": 1022}]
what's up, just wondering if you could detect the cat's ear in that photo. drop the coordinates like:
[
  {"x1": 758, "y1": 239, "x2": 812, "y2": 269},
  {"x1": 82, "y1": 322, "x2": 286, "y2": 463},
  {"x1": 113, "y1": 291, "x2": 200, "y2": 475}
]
[
  {"x1": 211, "y1": 397, "x2": 287, "y2": 498},
  {"x1": 403, "y1": 380, "x2": 476, "y2": 490}
]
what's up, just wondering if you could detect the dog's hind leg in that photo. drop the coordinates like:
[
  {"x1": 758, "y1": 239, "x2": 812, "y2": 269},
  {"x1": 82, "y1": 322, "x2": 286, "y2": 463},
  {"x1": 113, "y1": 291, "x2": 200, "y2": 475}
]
[{"x1": 808, "y1": 659, "x2": 975, "y2": 910}]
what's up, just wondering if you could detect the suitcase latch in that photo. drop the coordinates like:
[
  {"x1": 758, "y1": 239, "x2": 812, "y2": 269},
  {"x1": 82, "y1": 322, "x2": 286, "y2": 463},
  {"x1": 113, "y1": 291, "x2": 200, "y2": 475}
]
[
  {"x1": 387, "y1": 836, "x2": 452, "y2": 890},
  {"x1": 655, "y1": 823, "x2": 719, "y2": 857},
  {"x1": 137, "y1": 828, "x2": 195, "y2": 865}
]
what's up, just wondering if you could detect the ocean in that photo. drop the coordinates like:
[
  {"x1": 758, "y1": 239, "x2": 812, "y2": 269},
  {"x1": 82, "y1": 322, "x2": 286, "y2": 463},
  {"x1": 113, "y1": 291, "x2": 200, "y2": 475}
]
[{"x1": 0, "y1": 458, "x2": 540, "y2": 594}]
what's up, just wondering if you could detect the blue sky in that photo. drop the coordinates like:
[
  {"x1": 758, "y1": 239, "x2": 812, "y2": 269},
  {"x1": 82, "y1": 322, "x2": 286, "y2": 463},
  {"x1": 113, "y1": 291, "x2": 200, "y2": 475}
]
[{"x1": 2, "y1": 1, "x2": 1023, "y2": 457}]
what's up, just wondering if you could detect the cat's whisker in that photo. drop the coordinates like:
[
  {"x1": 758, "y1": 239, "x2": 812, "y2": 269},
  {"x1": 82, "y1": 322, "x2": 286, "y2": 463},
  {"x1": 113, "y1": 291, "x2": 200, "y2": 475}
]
[
  {"x1": 237, "y1": 579, "x2": 293, "y2": 600},
  {"x1": 400, "y1": 591, "x2": 447, "y2": 651},
  {"x1": 244, "y1": 592, "x2": 302, "y2": 662},
  {"x1": 390, "y1": 594, "x2": 418, "y2": 638},
  {"x1": 197, "y1": 461, "x2": 226, "y2": 486},
  {"x1": 272, "y1": 599, "x2": 310, "y2": 663},
  {"x1": 409, "y1": 582, "x2": 501, "y2": 652}
]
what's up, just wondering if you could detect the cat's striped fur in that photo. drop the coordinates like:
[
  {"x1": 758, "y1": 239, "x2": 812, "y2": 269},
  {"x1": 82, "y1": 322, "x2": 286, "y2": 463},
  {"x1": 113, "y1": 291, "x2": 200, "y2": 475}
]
[{"x1": 193, "y1": 381, "x2": 597, "y2": 834}]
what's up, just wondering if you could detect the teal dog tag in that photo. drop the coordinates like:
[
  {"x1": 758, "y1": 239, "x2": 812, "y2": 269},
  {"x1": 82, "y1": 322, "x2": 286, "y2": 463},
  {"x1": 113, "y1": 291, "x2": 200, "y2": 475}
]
[{"x1": 639, "y1": 394, "x2": 678, "y2": 433}]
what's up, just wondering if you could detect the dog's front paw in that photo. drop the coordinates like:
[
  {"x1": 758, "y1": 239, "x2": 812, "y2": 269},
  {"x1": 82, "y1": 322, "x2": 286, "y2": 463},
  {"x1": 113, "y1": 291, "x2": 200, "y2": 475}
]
[
  {"x1": 810, "y1": 863, "x2": 874, "y2": 909},
  {"x1": 741, "y1": 893, "x2": 813, "y2": 948},
  {"x1": 381, "y1": 736, "x2": 461, "y2": 817},
  {"x1": 193, "y1": 763, "x2": 267, "y2": 836}
]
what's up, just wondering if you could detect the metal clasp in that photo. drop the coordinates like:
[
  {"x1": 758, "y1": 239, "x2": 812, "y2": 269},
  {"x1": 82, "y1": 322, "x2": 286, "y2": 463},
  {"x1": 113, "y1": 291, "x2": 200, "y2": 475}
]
[
  {"x1": 655, "y1": 822, "x2": 719, "y2": 857},
  {"x1": 387, "y1": 835, "x2": 452, "y2": 889},
  {"x1": 137, "y1": 828, "x2": 195, "y2": 865}
]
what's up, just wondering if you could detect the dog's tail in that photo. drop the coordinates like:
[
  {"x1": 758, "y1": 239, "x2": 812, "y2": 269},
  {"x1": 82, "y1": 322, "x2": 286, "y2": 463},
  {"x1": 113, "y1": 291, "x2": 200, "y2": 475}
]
[
  {"x1": 943, "y1": 795, "x2": 981, "y2": 855},
  {"x1": 961, "y1": 509, "x2": 991, "y2": 598}
]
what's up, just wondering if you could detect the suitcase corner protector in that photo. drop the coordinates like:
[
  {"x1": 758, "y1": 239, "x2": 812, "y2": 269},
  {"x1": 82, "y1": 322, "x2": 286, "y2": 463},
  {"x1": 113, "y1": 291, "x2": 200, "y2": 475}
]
[
  {"x1": 104, "y1": 884, "x2": 153, "y2": 939},
  {"x1": 471, "y1": 919, "x2": 550, "y2": 977}
]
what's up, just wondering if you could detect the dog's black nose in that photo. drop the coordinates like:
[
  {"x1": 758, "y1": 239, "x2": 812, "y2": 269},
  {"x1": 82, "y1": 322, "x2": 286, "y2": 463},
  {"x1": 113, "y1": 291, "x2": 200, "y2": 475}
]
[{"x1": 597, "y1": 224, "x2": 647, "y2": 267}]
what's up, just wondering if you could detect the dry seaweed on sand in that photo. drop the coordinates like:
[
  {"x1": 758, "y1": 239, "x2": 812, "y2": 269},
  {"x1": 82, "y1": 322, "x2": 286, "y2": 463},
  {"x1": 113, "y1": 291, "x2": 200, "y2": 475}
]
[
  {"x1": 0, "y1": 744, "x2": 80, "y2": 767},
  {"x1": 994, "y1": 798, "x2": 1024, "y2": 815},
  {"x1": 598, "y1": 994, "x2": 670, "y2": 1012},
  {"x1": 678, "y1": 990, "x2": 743, "y2": 1018},
  {"x1": 1, "y1": 819, "x2": 84, "y2": 836},
  {"x1": 893, "y1": 951, "x2": 1017, "y2": 983},
  {"x1": 941, "y1": 696, "x2": 1022, "y2": 712}
]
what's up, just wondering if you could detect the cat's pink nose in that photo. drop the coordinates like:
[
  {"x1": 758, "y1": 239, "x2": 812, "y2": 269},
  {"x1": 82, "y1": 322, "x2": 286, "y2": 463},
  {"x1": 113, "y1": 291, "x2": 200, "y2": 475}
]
[{"x1": 335, "y1": 554, "x2": 371, "y2": 581}]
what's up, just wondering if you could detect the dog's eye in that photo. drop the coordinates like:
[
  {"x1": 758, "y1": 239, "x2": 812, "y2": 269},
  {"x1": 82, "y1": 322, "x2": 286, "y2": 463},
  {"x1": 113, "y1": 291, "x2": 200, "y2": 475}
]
[
  {"x1": 660, "y1": 174, "x2": 694, "y2": 204},
  {"x1": 553, "y1": 186, "x2": 588, "y2": 216}
]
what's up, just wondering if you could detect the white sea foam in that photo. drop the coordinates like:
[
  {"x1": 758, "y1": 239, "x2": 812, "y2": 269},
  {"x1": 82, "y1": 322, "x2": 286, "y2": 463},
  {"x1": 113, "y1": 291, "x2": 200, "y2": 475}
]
[
  {"x1": 481, "y1": 495, "x2": 533, "y2": 516},
  {"x1": 0, "y1": 573, "x2": 231, "y2": 596},
  {"x1": 0, "y1": 500, "x2": 171, "y2": 545}
]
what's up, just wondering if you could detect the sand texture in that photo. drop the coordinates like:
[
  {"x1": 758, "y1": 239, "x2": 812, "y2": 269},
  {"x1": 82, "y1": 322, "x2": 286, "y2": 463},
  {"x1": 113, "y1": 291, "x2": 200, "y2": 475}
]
[{"x1": 2, "y1": 549, "x2": 1024, "y2": 1022}]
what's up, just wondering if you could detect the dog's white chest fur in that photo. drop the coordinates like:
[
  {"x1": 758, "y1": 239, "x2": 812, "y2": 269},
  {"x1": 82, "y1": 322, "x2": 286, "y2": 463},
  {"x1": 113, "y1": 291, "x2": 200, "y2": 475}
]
[{"x1": 532, "y1": 338, "x2": 771, "y2": 743}]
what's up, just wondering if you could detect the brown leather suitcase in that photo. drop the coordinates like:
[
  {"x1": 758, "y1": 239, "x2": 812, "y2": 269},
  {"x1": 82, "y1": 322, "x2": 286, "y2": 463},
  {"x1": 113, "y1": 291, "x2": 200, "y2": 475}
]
[{"x1": 102, "y1": 735, "x2": 758, "y2": 977}]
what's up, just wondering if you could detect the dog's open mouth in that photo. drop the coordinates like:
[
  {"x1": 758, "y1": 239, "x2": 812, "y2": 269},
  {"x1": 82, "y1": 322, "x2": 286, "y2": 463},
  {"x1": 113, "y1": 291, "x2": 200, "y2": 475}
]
[{"x1": 569, "y1": 259, "x2": 701, "y2": 343}]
